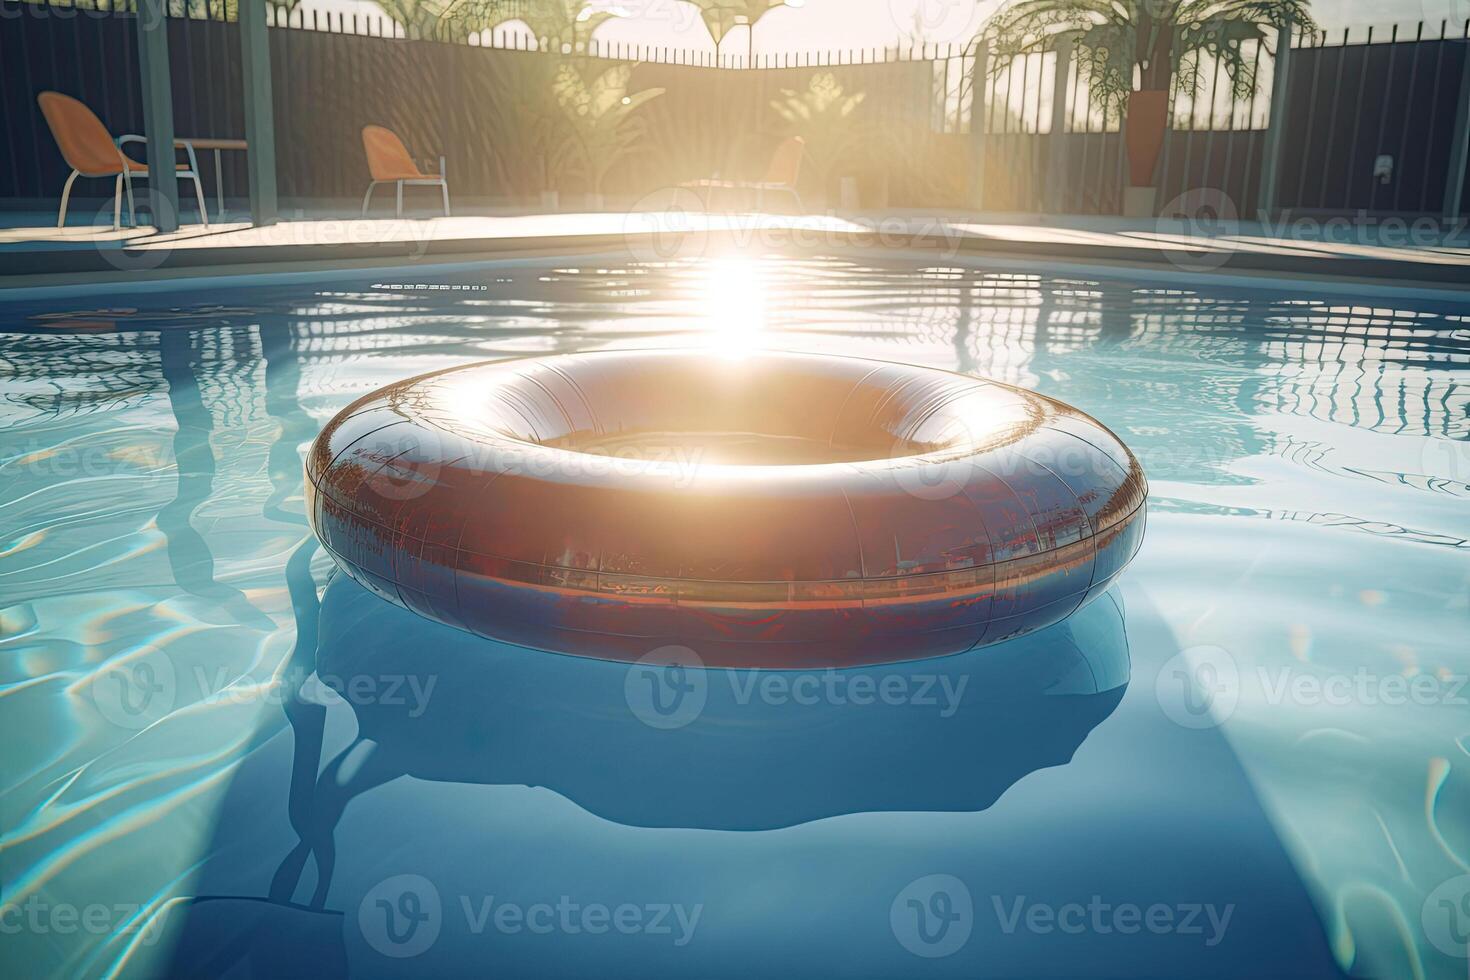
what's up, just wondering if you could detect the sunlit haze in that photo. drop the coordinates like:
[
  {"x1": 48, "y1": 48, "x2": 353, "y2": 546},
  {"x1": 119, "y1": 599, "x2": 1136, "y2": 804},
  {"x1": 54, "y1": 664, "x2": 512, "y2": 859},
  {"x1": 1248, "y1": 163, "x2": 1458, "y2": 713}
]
[{"x1": 303, "y1": 0, "x2": 1470, "y2": 49}]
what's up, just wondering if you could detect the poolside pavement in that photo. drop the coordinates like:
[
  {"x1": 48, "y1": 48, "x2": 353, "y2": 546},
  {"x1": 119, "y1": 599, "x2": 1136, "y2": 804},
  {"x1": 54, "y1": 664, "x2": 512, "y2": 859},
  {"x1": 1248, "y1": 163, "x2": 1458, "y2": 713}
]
[{"x1": 2, "y1": 207, "x2": 1467, "y2": 292}]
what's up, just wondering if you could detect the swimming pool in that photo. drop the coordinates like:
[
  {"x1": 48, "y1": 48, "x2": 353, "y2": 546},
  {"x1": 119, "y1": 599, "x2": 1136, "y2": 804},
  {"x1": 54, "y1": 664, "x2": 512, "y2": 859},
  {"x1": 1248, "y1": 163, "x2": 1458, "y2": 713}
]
[{"x1": 2, "y1": 251, "x2": 1467, "y2": 978}]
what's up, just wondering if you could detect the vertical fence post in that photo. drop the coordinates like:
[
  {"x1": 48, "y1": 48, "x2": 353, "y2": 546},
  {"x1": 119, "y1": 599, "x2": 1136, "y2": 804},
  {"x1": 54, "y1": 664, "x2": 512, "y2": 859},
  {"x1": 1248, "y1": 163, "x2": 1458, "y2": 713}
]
[
  {"x1": 239, "y1": 0, "x2": 278, "y2": 225},
  {"x1": 1257, "y1": 17, "x2": 1293, "y2": 219},
  {"x1": 969, "y1": 40, "x2": 989, "y2": 212},
  {"x1": 1046, "y1": 35, "x2": 1073, "y2": 213},
  {"x1": 1442, "y1": 40, "x2": 1470, "y2": 220},
  {"x1": 136, "y1": 0, "x2": 180, "y2": 232}
]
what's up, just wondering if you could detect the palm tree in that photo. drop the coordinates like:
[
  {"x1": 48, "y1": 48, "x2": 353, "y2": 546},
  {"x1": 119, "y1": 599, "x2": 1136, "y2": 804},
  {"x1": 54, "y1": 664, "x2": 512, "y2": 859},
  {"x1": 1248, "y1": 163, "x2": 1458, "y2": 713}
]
[
  {"x1": 435, "y1": 0, "x2": 614, "y2": 44},
  {"x1": 984, "y1": 0, "x2": 1313, "y2": 190},
  {"x1": 551, "y1": 62, "x2": 665, "y2": 199},
  {"x1": 433, "y1": 0, "x2": 799, "y2": 51},
  {"x1": 419, "y1": 0, "x2": 661, "y2": 202},
  {"x1": 376, "y1": 0, "x2": 460, "y2": 37},
  {"x1": 693, "y1": 0, "x2": 801, "y2": 60},
  {"x1": 768, "y1": 72, "x2": 870, "y2": 201}
]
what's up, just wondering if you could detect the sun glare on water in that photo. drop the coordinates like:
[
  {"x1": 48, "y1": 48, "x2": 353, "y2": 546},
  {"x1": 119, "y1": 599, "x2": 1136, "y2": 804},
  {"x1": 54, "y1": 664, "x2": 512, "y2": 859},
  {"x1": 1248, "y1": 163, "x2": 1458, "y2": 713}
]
[{"x1": 696, "y1": 256, "x2": 770, "y2": 356}]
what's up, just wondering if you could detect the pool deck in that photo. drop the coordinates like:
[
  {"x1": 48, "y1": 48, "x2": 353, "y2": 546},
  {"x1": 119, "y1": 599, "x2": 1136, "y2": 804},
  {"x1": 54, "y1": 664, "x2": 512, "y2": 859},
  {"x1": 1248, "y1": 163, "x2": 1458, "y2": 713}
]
[{"x1": 2, "y1": 208, "x2": 1468, "y2": 292}]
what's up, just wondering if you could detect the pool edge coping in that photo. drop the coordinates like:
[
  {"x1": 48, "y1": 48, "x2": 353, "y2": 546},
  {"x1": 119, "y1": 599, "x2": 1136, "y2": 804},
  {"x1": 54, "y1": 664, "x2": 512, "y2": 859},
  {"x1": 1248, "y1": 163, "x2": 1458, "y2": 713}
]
[{"x1": 1, "y1": 226, "x2": 1467, "y2": 298}]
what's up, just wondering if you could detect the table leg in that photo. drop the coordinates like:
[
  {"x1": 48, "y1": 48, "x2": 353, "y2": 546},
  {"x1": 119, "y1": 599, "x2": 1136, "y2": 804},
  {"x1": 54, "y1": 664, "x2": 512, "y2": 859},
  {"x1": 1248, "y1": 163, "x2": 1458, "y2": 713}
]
[{"x1": 214, "y1": 148, "x2": 225, "y2": 220}]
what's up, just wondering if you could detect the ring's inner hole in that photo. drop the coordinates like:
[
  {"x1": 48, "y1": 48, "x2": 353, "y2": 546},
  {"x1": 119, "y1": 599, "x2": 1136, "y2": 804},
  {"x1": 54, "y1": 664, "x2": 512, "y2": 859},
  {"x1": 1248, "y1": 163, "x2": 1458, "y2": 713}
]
[
  {"x1": 467, "y1": 355, "x2": 989, "y2": 466},
  {"x1": 546, "y1": 430, "x2": 869, "y2": 466}
]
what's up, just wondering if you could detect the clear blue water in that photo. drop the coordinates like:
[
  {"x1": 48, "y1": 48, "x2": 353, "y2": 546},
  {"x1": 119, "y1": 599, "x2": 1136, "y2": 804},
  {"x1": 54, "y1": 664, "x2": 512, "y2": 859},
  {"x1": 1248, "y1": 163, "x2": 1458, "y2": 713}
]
[{"x1": 2, "y1": 252, "x2": 1468, "y2": 978}]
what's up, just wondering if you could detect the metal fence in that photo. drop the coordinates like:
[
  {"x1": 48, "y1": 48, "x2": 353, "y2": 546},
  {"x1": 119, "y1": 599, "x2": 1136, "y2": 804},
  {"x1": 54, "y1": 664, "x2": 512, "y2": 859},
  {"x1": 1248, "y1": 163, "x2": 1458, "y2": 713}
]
[
  {"x1": 0, "y1": 1, "x2": 947, "y2": 208},
  {"x1": 970, "y1": 22, "x2": 1470, "y2": 216},
  {"x1": 2, "y1": 0, "x2": 1468, "y2": 218},
  {"x1": 1277, "y1": 24, "x2": 1470, "y2": 214}
]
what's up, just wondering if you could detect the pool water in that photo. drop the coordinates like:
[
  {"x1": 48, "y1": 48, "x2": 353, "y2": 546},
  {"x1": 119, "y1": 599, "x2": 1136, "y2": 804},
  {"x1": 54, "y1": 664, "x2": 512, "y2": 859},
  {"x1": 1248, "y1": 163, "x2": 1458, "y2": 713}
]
[{"x1": 2, "y1": 252, "x2": 1467, "y2": 978}]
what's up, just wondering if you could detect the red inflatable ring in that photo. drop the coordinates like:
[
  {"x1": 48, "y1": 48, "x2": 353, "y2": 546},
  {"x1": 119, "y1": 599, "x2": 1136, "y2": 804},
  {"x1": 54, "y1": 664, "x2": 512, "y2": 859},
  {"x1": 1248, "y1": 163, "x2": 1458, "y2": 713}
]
[{"x1": 306, "y1": 350, "x2": 1146, "y2": 668}]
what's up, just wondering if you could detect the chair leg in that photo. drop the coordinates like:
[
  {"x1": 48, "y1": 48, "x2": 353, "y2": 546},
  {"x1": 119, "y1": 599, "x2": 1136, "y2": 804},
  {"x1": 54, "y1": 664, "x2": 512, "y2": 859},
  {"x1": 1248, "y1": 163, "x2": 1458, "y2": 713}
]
[
  {"x1": 58, "y1": 170, "x2": 80, "y2": 228},
  {"x1": 124, "y1": 171, "x2": 137, "y2": 227},
  {"x1": 395, "y1": 181, "x2": 403, "y2": 218},
  {"x1": 788, "y1": 188, "x2": 804, "y2": 213},
  {"x1": 440, "y1": 180, "x2": 450, "y2": 217},
  {"x1": 361, "y1": 182, "x2": 377, "y2": 217},
  {"x1": 191, "y1": 174, "x2": 209, "y2": 227},
  {"x1": 113, "y1": 174, "x2": 123, "y2": 231}
]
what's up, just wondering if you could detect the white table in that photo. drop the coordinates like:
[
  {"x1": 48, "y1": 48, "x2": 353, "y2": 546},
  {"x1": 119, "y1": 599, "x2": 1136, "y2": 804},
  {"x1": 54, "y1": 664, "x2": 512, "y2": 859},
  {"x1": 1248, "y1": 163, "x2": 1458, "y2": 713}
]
[{"x1": 175, "y1": 137, "x2": 248, "y2": 220}]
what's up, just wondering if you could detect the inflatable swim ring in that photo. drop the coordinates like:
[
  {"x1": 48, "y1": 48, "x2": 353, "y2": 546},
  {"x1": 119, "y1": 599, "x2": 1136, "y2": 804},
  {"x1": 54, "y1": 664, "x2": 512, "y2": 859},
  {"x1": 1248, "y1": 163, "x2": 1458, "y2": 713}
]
[{"x1": 306, "y1": 350, "x2": 1146, "y2": 668}]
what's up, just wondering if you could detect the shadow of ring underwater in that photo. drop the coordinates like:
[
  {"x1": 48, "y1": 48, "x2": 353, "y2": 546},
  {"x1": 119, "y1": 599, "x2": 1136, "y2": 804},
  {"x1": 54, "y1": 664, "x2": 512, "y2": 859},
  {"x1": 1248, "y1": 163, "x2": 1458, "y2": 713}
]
[
  {"x1": 303, "y1": 571, "x2": 1131, "y2": 834},
  {"x1": 155, "y1": 547, "x2": 1130, "y2": 976}
]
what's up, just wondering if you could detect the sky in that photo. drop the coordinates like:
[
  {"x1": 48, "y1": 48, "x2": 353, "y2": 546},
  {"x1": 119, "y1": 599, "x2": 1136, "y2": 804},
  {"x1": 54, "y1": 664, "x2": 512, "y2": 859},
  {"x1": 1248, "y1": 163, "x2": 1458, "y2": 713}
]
[{"x1": 306, "y1": 0, "x2": 1470, "y2": 49}]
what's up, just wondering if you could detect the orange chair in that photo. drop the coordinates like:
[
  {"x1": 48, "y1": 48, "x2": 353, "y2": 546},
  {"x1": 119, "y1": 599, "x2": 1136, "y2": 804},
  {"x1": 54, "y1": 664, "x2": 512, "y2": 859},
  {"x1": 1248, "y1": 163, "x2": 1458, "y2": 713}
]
[
  {"x1": 361, "y1": 125, "x2": 450, "y2": 217},
  {"x1": 37, "y1": 91, "x2": 208, "y2": 229},
  {"x1": 682, "y1": 136, "x2": 805, "y2": 211}
]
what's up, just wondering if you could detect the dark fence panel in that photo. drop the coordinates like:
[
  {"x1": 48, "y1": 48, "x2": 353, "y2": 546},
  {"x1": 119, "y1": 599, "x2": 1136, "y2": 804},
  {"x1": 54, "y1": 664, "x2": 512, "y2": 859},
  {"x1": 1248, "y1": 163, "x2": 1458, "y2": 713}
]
[
  {"x1": 270, "y1": 27, "x2": 453, "y2": 203},
  {"x1": 260, "y1": 40, "x2": 942, "y2": 206},
  {"x1": 626, "y1": 60, "x2": 939, "y2": 206},
  {"x1": 1059, "y1": 133, "x2": 1128, "y2": 215},
  {"x1": 968, "y1": 26, "x2": 1470, "y2": 217},
  {"x1": 1, "y1": 4, "x2": 146, "y2": 201},
  {"x1": 1277, "y1": 30, "x2": 1468, "y2": 214},
  {"x1": 168, "y1": 15, "x2": 247, "y2": 196},
  {"x1": 1157, "y1": 131, "x2": 1265, "y2": 216}
]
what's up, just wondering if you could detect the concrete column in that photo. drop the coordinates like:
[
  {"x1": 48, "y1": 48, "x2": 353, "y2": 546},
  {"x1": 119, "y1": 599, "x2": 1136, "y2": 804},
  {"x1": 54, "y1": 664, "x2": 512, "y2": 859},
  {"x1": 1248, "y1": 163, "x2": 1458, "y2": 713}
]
[
  {"x1": 1257, "y1": 19, "x2": 1294, "y2": 219},
  {"x1": 135, "y1": 0, "x2": 179, "y2": 232},
  {"x1": 239, "y1": 0, "x2": 278, "y2": 226},
  {"x1": 1442, "y1": 43, "x2": 1470, "y2": 221}
]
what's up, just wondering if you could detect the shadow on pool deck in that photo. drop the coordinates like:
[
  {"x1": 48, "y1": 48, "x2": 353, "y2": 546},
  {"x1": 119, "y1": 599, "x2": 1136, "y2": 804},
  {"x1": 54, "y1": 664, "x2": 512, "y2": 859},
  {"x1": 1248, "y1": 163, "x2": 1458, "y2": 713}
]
[{"x1": 2, "y1": 208, "x2": 1467, "y2": 292}]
